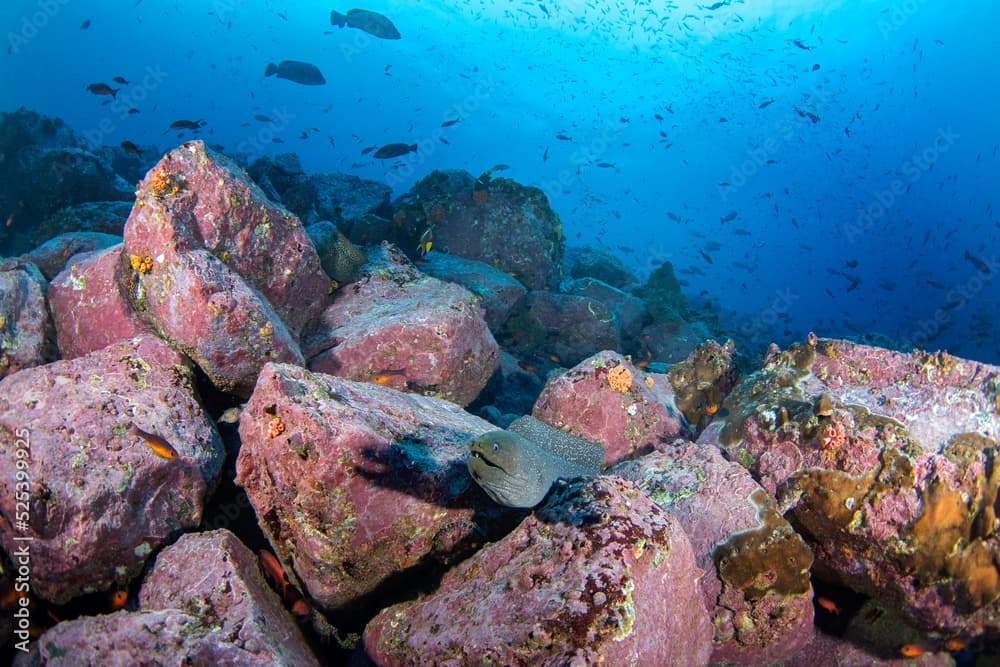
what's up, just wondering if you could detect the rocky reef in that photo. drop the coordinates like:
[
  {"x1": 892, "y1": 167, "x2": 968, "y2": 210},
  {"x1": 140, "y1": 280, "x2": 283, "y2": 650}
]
[{"x1": 0, "y1": 111, "x2": 995, "y2": 665}]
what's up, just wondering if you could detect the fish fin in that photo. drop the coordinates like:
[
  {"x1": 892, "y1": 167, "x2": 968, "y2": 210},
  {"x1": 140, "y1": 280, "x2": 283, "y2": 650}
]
[
  {"x1": 264, "y1": 62, "x2": 276, "y2": 77},
  {"x1": 330, "y1": 10, "x2": 346, "y2": 27}
]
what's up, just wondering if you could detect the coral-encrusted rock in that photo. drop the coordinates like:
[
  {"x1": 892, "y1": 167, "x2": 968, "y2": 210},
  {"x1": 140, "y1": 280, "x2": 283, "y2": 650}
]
[
  {"x1": 787, "y1": 631, "x2": 952, "y2": 667},
  {"x1": 302, "y1": 244, "x2": 499, "y2": 406},
  {"x1": 0, "y1": 259, "x2": 55, "y2": 377},
  {"x1": 23, "y1": 608, "x2": 309, "y2": 667},
  {"x1": 48, "y1": 245, "x2": 145, "y2": 359},
  {"x1": 235, "y1": 363, "x2": 513, "y2": 613},
  {"x1": 393, "y1": 169, "x2": 563, "y2": 290},
  {"x1": 363, "y1": 476, "x2": 713, "y2": 666},
  {"x1": 23, "y1": 230, "x2": 122, "y2": 280},
  {"x1": 0, "y1": 336, "x2": 224, "y2": 604},
  {"x1": 122, "y1": 141, "x2": 331, "y2": 392},
  {"x1": 610, "y1": 442, "x2": 814, "y2": 664},
  {"x1": 24, "y1": 529, "x2": 320, "y2": 667},
  {"x1": 500, "y1": 290, "x2": 620, "y2": 367},
  {"x1": 668, "y1": 338, "x2": 740, "y2": 435},
  {"x1": 419, "y1": 250, "x2": 527, "y2": 331},
  {"x1": 698, "y1": 336, "x2": 1000, "y2": 637},
  {"x1": 532, "y1": 351, "x2": 684, "y2": 465},
  {"x1": 139, "y1": 529, "x2": 319, "y2": 666}
]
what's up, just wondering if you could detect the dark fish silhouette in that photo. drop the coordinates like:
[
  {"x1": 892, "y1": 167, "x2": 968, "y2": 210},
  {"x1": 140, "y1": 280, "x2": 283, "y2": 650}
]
[
  {"x1": 168, "y1": 119, "x2": 205, "y2": 130},
  {"x1": 264, "y1": 60, "x2": 326, "y2": 86},
  {"x1": 86, "y1": 82, "x2": 119, "y2": 98},
  {"x1": 330, "y1": 8, "x2": 400, "y2": 40},
  {"x1": 373, "y1": 143, "x2": 416, "y2": 159},
  {"x1": 120, "y1": 140, "x2": 143, "y2": 156}
]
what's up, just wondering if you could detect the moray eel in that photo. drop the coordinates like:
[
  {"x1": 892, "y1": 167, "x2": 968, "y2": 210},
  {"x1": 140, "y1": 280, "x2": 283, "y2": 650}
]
[{"x1": 467, "y1": 415, "x2": 605, "y2": 508}]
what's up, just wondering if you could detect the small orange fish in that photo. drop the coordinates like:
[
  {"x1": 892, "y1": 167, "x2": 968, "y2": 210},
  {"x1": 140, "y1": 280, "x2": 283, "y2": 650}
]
[
  {"x1": 704, "y1": 403, "x2": 719, "y2": 415},
  {"x1": 943, "y1": 638, "x2": 967, "y2": 652},
  {"x1": 108, "y1": 589, "x2": 128, "y2": 610},
  {"x1": 517, "y1": 361, "x2": 538, "y2": 373},
  {"x1": 4, "y1": 213, "x2": 12, "y2": 227},
  {"x1": 899, "y1": 644, "x2": 928, "y2": 657},
  {"x1": 290, "y1": 598, "x2": 311, "y2": 616},
  {"x1": 372, "y1": 369, "x2": 406, "y2": 385},
  {"x1": 816, "y1": 597, "x2": 840, "y2": 614},
  {"x1": 634, "y1": 360, "x2": 651, "y2": 369},
  {"x1": 129, "y1": 424, "x2": 179, "y2": 460},
  {"x1": 547, "y1": 354, "x2": 561, "y2": 364},
  {"x1": 259, "y1": 550, "x2": 289, "y2": 597}
]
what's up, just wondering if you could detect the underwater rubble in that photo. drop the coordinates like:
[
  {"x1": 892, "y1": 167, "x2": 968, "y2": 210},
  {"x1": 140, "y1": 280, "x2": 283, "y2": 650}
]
[{"x1": 0, "y1": 111, "x2": 996, "y2": 665}]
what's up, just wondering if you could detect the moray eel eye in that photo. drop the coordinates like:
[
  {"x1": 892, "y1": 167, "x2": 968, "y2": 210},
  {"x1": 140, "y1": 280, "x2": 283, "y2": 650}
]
[{"x1": 492, "y1": 441, "x2": 500, "y2": 453}]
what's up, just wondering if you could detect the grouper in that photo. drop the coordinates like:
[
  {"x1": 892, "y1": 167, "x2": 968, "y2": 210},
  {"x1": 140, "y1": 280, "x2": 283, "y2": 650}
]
[{"x1": 467, "y1": 415, "x2": 605, "y2": 508}]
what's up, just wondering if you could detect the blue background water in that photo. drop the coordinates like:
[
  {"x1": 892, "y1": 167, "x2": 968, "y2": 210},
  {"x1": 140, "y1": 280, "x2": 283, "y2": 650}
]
[{"x1": 2, "y1": 0, "x2": 997, "y2": 363}]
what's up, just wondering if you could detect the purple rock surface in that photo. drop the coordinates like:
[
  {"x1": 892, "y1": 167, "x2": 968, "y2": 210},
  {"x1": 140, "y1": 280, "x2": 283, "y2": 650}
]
[
  {"x1": 363, "y1": 475, "x2": 713, "y2": 666},
  {"x1": 0, "y1": 335, "x2": 224, "y2": 604},
  {"x1": 235, "y1": 362, "x2": 511, "y2": 612},
  {"x1": 610, "y1": 441, "x2": 815, "y2": 664},
  {"x1": 121, "y1": 140, "x2": 330, "y2": 393},
  {"x1": 0, "y1": 259, "x2": 55, "y2": 378},
  {"x1": 139, "y1": 529, "x2": 319, "y2": 666},
  {"x1": 48, "y1": 244, "x2": 145, "y2": 359},
  {"x1": 698, "y1": 335, "x2": 1000, "y2": 638},
  {"x1": 533, "y1": 350, "x2": 684, "y2": 465},
  {"x1": 302, "y1": 243, "x2": 499, "y2": 406}
]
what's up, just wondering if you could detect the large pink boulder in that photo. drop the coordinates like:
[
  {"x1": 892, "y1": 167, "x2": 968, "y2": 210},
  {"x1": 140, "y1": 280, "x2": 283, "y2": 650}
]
[
  {"x1": 699, "y1": 335, "x2": 1000, "y2": 638},
  {"x1": 139, "y1": 529, "x2": 319, "y2": 666},
  {"x1": 122, "y1": 140, "x2": 331, "y2": 394},
  {"x1": 363, "y1": 475, "x2": 713, "y2": 666},
  {"x1": 302, "y1": 243, "x2": 499, "y2": 407},
  {"x1": 611, "y1": 442, "x2": 815, "y2": 664},
  {"x1": 235, "y1": 362, "x2": 511, "y2": 613},
  {"x1": 0, "y1": 335, "x2": 224, "y2": 604},
  {"x1": 0, "y1": 259, "x2": 55, "y2": 378},
  {"x1": 48, "y1": 244, "x2": 146, "y2": 359},
  {"x1": 532, "y1": 350, "x2": 685, "y2": 465}
]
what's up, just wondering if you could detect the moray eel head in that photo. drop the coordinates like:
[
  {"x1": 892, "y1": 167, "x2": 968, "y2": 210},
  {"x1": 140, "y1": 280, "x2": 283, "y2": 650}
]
[{"x1": 468, "y1": 430, "x2": 550, "y2": 509}]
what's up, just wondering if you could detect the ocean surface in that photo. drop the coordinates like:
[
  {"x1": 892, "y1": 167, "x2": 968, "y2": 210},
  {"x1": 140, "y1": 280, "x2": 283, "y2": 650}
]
[{"x1": 2, "y1": 0, "x2": 997, "y2": 364}]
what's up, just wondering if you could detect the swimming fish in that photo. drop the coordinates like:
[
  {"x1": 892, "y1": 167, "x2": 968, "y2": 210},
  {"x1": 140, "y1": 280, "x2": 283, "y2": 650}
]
[
  {"x1": 373, "y1": 143, "x2": 417, "y2": 159},
  {"x1": 120, "y1": 140, "x2": 142, "y2": 156},
  {"x1": 129, "y1": 423, "x2": 179, "y2": 460},
  {"x1": 86, "y1": 82, "x2": 119, "y2": 98},
  {"x1": 330, "y1": 8, "x2": 400, "y2": 40},
  {"x1": 168, "y1": 119, "x2": 205, "y2": 130},
  {"x1": 264, "y1": 60, "x2": 326, "y2": 86},
  {"x1": 467, "y1": 415, "x2": 605, "y2": 508}
]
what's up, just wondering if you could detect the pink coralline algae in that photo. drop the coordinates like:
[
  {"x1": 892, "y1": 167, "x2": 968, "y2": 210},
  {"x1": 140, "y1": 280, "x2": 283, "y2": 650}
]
[{"x1": 698, "y1": 335, "x2": 1000, "y2": 638}]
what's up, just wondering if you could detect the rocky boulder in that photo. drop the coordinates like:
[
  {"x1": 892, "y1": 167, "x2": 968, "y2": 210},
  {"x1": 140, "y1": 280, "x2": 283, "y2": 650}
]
[
  {"x1": 610, "y1": 442, "x2": 815, "y2": 664},
  {"x1": 500, "y1": 290, "x2": 620, "y2": 367},
  {"x1": 302, "y1": 244, "x2": 499, "y2": 407},
  {"x1": 533, "y1": 351, "x2": 685, "y2": 465},
  {"x1": 122, "y1": 140, "x2": 331, "y2": 394},
  {"x1": 48, "y1": 244, "x2": 146, "y2": 359},
  {"x1": 235, "y1": 362, "x2": 516, "y2": 614},
  {"x1": 393, "y1": 169, "x2": 563, "y2": 290},
  {"x1": 0, "y1": 335, "x2": 225, "y2": 604},
  {"x1": 699, "y1": 335, "x2": 1000, "y2": 638},
  {"x1": 0, "y1": 259, "x2": 55, "y2": 378},
  {"x1": 363, "y1": 475, "x2": 713, "y2": 666},
  {"x1": 418, "y1": 250, "x2": 527, "y2": 331}
]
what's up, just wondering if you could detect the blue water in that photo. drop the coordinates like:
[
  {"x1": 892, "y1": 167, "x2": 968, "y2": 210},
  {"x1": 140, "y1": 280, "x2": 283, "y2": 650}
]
[{"x1": 2, "y1": 0, "x2": 998, "y2": 363}]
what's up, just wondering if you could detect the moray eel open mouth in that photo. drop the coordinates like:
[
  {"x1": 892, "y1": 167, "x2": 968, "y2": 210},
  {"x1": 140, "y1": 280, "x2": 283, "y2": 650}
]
[{"x1": 470, "y1": 450, "x2": 508, "y2": 474}]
